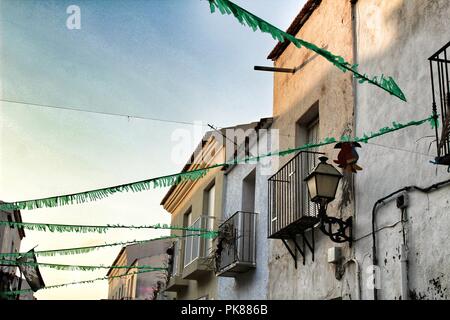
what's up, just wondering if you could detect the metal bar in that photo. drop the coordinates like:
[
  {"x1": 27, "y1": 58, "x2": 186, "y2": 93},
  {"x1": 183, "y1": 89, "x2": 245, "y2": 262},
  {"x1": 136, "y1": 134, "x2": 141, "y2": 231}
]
[
  {"x1": 430, "y1": 60, "x2": 441, "y2": 157},
  {"x1": 302, "y1": 233, "x2": 306, "y2": 265},
  {"x1": 429, "y1": 41, "x2": 450, "y2": 60},
  {"x1": 270, "y1": 179, "x2": 290, "y2": 183},
  {"x1": 439, "y1": 60, "x2": 449, "y2": 155},
  {"x1": 312, "y1": 228, "x2": 315, "y2": 262},
  {"x1": 268, "y1": 179, "x2": 271, "y2": 237},
  {"x1": 291, "y1": 235, "x2": 305, "y2": 264},
  {"x1": 288, "y1": 160, "x2": 292, "y2": 227},
  {"x1": 430, "y1": 57, "x2": 450, "y2": 63},
  {"x1": 295, "y1": 154, "x2": 299, "y2": 223},
  {"x1": 254, "y1": 66, "x2": 295, "y2": 74},
  {"x1": 269, "y1": 151, "x2": 325, "y2": 177},
  {"x1": 303, "y1": 231, "x2": 314, "y2": 253},
  {"x1": 281, "y1": 239, "x2": 297, "y2": 269},
  {"x1": 444, "y1": 50, "x2": 450, "y2": 156}
]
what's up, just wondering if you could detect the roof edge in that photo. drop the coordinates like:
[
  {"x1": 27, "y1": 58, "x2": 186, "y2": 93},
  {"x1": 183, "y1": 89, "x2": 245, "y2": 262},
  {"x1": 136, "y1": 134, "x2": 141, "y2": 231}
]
[{"x1": 267, "y1": 0, "x2": 322, "y2": 61}]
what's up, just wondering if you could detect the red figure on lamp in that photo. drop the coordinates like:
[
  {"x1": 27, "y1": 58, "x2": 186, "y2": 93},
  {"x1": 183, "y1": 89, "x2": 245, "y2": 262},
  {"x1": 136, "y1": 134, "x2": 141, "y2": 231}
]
[{"x1": 334, "y1": 142, "x2": 363, "y2": 173}]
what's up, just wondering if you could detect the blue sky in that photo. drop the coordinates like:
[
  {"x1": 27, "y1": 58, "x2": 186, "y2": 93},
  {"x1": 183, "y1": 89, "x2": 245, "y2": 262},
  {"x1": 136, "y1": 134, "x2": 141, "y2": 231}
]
[{"x1": 0, "y1": 0, "x2": 305, "y2": 299}]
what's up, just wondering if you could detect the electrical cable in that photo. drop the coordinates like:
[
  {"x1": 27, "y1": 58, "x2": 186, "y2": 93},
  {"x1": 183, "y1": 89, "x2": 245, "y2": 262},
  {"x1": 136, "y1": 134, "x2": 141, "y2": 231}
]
[
  {"x1": 0, "y1": 98, "x2": 211, "y2": 127},
  {"x1": 371, "y1": 178, "x2": 450, "y2": 300}
]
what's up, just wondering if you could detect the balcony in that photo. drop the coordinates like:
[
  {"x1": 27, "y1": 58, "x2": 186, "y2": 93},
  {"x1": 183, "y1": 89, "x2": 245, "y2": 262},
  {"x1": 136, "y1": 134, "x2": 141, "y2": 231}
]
[
  {"x1": 182, "y1": 216, "x2": 216, "y2": 280},
  {"x1": 430, "y1": 41, "x2": 450, "y2": 166},
  {"x1": 268, "y1": 151, "x2": 323, "y2": 239},
  {"x1": 165, "y1": 240, "x2": 189, "y2": 292},
  {"x1": 216, "y1": 211, "x2": 257, "y2": 277}
]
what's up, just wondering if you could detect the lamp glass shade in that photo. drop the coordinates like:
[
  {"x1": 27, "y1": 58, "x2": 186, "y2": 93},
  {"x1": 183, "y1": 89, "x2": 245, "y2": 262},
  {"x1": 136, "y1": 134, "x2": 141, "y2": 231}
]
[
  {"x1": 306, "y1": 175, "x2": 317, "y2": 200},
  {"x1": 304, "y1": 157, "x2": 342, "y2": 204},
  {"x1": 316, "y1": 174, "x2": 341, "y2": 200}
]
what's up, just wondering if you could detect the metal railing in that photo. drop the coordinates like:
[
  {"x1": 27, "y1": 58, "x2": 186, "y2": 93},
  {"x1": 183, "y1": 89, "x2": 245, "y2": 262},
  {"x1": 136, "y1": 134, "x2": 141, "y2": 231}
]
[
  {"x1": 268, "y1": 151, "x2": 322, "y2": 239},
  {"x1": 430, "y1": 41, "x2": 450, "y2": 165},
  {"x1": 183, "y1": 215, "x2": 215, "y2": 268},
  {"x1": 216, "y1": 211, "x2": 257, "y2": 275}
]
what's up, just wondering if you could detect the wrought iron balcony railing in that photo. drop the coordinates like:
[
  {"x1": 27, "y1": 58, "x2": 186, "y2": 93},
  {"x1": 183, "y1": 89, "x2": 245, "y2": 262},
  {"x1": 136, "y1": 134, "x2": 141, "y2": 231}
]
[
  {"x1": 216, "y1": 211, "x2": 257, "y2": 277},
  {"x1": 430, "y1": 41, "x2": 450, "y2": 166},
  {"x1": 268, "y1": 151, "x2": 323, "y2": 239}
]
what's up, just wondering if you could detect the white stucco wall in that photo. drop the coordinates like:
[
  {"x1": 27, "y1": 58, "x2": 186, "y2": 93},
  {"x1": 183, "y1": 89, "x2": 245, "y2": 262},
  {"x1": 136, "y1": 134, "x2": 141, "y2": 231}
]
[
  {"x1": 218, "y1": 129, "x2": 274, "y2": 300},
  {"x1": 354, "y1": 0, "x2": 450, "y2": 300}
]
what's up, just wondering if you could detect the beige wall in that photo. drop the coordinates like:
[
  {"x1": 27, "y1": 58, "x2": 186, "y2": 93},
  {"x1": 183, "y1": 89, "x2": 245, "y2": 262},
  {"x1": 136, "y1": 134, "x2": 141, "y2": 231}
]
[
  {"x1": 269, "y1": 0, "x2": 356, "y2": 299},
  {"x1": 108, "y1": 252, "x2": 131, "y2": 300},
  {"x1": 163, "y1": 136, "x2": 225, "y2": 300}
]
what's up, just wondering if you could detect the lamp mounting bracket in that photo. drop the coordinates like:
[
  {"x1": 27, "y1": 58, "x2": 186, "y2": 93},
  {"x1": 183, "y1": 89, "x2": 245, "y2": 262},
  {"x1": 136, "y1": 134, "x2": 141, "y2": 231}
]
[
  {"x1": 319, "y1": 215, "x2": 353, "y2": 245},
  {"x1": 280, "y1": 230, "x2": 315, "y2": 269}
]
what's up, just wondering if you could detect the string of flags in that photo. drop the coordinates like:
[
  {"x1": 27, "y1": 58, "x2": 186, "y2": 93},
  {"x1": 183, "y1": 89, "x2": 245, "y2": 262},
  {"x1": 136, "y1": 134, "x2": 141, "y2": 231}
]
[
  {"x1": 0, "y1": 268, "x2": 165, "y2": 298},
  {"x1": 0, "y1": 220, "x2": 215, "y2": 234},
  {"x1": 0, "y1": 114, "x2": 437, "y2": 212},
  {"x1": 0, "y1": 259, "x2": 167, "y2": 272},
  {"x1": 0, "y1": 232, "x2": 217, "y2": 258},
  {"x1": 207, "y1": 0, "x2": 407, "y2": 101}
]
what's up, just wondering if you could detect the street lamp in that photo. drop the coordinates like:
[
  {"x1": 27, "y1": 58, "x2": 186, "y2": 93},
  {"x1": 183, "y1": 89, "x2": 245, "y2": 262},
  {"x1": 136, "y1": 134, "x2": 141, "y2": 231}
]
[{"x1": 304, "y1": 156, "x2": 352, "y2": 244}]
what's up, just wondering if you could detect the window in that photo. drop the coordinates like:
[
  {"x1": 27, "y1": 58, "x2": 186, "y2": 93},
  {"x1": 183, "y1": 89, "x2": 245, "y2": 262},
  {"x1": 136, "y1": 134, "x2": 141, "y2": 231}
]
[
  {"x1": 7, "y1": 215, "x2": 14, "y2": 228},
  {"x1": 172, "y1": 240, "x2": 180, "y2": 276},
  {"x1": 128, "y1": 278, "x2": 132, "y2": 298},
  {"x1": 295, "y1": 103, "x2": 320, "y2": 218},
  {"x1": 304, "y1": 118, "x2": 320, "y2": 216},
  {"x1": 184, "y1": 209, "x2": 197, "y2": 267},
  {"x1": 242, "y1": 169, "x2": 256, "y2": 213},
  {"x1": 205, "y1": 184, "x2": 215, "y2": 255},
  {"x1": 184, "y1": 217, "x2": 201, "y2": 266}
]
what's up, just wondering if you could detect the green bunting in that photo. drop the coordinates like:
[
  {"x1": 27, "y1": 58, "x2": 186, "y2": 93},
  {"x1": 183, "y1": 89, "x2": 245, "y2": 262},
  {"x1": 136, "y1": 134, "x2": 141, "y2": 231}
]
[
  {"x1": 0, "y1": 168, "x2": 209, "y2": 211},
  {"x1": 0, "y1": 232, "x2": 217, "y2": 258},
  {"x1": 0, "y1": 259, "x2": 167, "y2": 272},
  {"x1": 0, "y1": 268, "x2": 164, "y2": 298},
  {"x1": 0, "y1": 220, "x2": 214, "y2": 234},
  {"x1": 0, "y1": 115, "x2": 435, "y2": 212},
  {"x1": 207, "y1": 0, "x2": 406, "y2": 102}
]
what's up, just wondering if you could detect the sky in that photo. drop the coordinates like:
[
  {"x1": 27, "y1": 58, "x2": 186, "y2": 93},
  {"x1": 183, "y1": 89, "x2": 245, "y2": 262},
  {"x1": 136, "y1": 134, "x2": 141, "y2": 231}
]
[{"x1": 0, "y1": 0, "x2": 305, "y2": 299}]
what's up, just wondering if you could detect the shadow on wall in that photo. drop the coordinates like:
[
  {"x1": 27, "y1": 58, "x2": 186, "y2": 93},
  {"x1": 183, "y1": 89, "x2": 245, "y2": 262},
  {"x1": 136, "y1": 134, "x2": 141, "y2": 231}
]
[
  {"x1": 354, "y1": 0, "x2": 450, "y2": 301},
  {"x1": 268, "y1": 0, "x2": 450, "y2": 300}
]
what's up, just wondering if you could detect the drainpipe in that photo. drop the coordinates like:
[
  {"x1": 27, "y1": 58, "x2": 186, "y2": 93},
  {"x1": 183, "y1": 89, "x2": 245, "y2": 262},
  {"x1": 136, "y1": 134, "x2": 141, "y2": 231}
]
[
  {"x1": 344, "y1": 258, "x2": 361, "y2": 300},
  {"x1": 350, "y1": 0, "x2": 360, "y2": 301},
  {"x1": 400, "y1": 244, "x2": 409, "y2": 300},
  {"x1": 371, "y1": 179, "x2": 450, "y2": 300},
  {"x1": 351, "y1": 0, "x2": 359, "y2": 134}
]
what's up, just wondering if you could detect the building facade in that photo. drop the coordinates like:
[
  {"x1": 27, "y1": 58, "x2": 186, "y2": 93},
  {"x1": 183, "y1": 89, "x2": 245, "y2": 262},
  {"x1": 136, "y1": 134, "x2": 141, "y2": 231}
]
[
  {"x1": 159, "y1": 0, "x2": 450, "y2": 301},
  {"x1": 162, "y1": 121, "x2": 275, "y2": 300},
  {"x1": 353, "y1": 0, "x2": 450, "y2": 300},
  {"x1": 265, "y1": 0, "x2": 450, "y2": 300},
  {"x1": 107, "y1": 240, "x2": 172, "y2": 300},
  {"x1": 217, "y1": 118, "x2": 273, "y2": 300},
  {"x1": 267, "y1": 0, "x2": 356, "y2": 299},
  {"x1": 0, "y1": 203, "x2": 26, "y2": 299},
  {"x1": 161, "y1": 130, "x2": 225, "y2": 300}
]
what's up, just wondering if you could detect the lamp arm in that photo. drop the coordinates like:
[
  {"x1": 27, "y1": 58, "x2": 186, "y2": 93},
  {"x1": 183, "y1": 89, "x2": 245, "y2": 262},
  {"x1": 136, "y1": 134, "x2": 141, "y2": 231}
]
[{"x1": 318, "y1": 205, "x2": 352, "y2": 244}]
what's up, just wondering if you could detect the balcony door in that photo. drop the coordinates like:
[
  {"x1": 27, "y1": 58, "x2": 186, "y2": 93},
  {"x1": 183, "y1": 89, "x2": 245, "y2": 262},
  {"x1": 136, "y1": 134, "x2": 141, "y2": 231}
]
[
  {"x1": 304, "y1": 118, "x2": 320, "y2": 217},
  {"x1": 205, "y1": 184, "x2": 215, "y2": 256},
  {"x1": 295, "y1": 106, "x2": 320, "y2": 218},
  {"x1": 242, "y1": 169, "x2": 256, "y2": 213}
]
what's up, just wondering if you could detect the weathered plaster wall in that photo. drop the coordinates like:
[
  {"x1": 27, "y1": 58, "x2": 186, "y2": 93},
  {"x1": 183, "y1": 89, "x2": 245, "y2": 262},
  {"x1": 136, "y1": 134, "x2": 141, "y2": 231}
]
[
  {"x1": 218, "y1": 130, "x2": 273, "y2": 300},
  {"x1": 164, "y1": 139, "x2": 226, "y2": 300},
  {"x1": 269, "y1": 0, "x2": 355, "y2": 299},
  {"x1": 170, "y1": 167, "x2": 224, "y2": 300},
  {"x1": 0, "y1": 210, "x2": 22, "y2": 275},
  {"x1": 354, "y1": 0, "x2": 450, "y2": 300}
]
